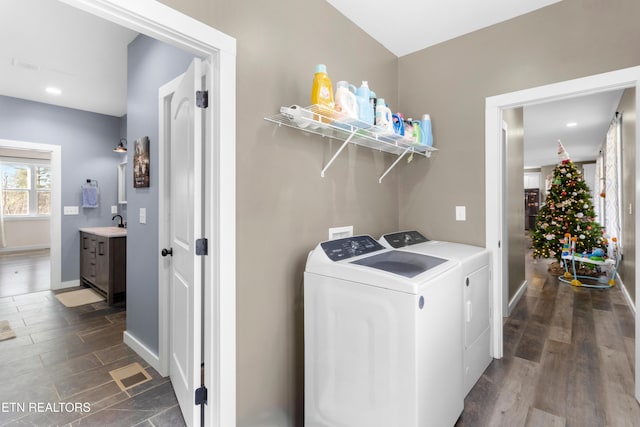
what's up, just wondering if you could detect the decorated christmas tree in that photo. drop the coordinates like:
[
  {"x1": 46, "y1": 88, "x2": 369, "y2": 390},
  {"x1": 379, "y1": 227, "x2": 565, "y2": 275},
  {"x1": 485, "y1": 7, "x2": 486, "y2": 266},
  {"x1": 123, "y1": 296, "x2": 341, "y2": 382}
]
[{"x1": 530, "y1": 142, "x2": 607, "y2": 260}]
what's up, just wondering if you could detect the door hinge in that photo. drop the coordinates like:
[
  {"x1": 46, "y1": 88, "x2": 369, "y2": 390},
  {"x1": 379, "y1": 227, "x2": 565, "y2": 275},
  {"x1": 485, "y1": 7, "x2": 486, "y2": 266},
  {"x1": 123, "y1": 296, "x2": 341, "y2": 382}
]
[
  {"x1": 196, "y1": 90, "x2": 208, "y2": 109},
  {"x1": 195, "y1": 386, "x2": 207, "y2": 405},
  {"x1": 196, "y1": 238, "x2": 208, "y2": 256}
]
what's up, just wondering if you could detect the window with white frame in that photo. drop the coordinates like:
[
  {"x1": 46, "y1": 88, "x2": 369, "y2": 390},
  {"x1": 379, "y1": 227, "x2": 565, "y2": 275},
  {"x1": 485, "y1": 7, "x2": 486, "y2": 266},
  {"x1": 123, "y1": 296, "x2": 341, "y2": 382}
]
[{"x1": 0, "y1": 158, "x2": 51, "y2": 217}]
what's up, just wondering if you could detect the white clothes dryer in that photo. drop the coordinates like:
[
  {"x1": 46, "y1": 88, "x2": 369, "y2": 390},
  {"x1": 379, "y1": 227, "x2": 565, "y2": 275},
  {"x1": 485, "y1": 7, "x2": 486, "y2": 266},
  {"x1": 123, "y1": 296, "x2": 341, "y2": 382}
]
[
  {"x1": 304, "y1": 235, "x2": 463, "y2": 427},
  {"x1": 380, "y1": 230, "x2": 492, "y2": 397}
]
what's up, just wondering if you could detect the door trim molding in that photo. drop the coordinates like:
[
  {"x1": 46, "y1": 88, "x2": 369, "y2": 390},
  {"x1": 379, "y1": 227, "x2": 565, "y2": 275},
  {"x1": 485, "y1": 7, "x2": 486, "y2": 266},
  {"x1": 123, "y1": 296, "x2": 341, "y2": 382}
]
[
  {"x1": 485, "y1": 65, "x2": 640, "y2": 403},
  {"x1": 0, "y1": 139, "x2": 61, "y2": 291},
  {"x1": 59, "y1": 1, "x2": 237, "y2": 425}
]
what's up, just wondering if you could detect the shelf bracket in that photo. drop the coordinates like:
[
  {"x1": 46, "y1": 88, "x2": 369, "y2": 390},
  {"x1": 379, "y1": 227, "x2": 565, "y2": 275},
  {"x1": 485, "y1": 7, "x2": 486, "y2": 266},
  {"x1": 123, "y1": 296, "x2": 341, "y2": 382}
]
[
  {"x1": 378, "y1": 146, "x2": 412, "y2": 183},
  {"x1": 320, "y1": 129, "x2": 356, "y2": 178}
]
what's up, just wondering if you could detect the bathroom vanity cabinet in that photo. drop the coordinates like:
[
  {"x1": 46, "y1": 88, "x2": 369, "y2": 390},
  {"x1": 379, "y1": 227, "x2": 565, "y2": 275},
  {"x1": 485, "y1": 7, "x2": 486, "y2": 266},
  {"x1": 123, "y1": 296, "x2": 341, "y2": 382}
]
[{"x1": 79, "y1": 228, "x2": 126, "y2": 305}]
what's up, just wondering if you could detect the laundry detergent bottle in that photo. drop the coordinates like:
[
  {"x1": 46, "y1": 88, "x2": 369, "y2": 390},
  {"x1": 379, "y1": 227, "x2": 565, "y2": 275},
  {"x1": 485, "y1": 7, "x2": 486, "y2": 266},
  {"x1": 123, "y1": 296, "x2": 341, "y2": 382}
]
[
  {"x1": 355, "y1": 81, "x2": 375, "y2": 126},
  {"x1": 393, "y1": 113, "x2": 405, "y2": 136},
  {"x1": 311, "y1": 64, "x2": 335, "y2": 120},
  {"x1": 421, "y1": 114, "x2": 433, "y2": 146},
  {"x1": 334, "y1": 80, "x2": 358, "y2": 120},
  {"x1": 375, "y1": 98, "x2": 394, "y2": 133}
]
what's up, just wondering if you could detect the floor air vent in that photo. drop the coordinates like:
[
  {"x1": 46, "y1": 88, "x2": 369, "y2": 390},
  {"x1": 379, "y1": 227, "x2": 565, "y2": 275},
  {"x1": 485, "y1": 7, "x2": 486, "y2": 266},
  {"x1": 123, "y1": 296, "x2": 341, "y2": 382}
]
[{"x1": 109, "y1": 362, "x2": 152, "y2": 391}]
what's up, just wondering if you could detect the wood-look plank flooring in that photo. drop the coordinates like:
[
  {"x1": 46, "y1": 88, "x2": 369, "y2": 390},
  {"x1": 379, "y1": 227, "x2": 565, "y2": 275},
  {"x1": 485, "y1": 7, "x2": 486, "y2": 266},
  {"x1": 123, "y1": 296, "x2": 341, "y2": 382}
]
[
  {"x1": 456, "y1": 254, "x2": 639, "y2": 427},
  {"x1": 0, "y1": 250, "x2": 50, "y2": 298},
  {"x1": 0, "y1": 289, "x2": 186, "y2": 426}
]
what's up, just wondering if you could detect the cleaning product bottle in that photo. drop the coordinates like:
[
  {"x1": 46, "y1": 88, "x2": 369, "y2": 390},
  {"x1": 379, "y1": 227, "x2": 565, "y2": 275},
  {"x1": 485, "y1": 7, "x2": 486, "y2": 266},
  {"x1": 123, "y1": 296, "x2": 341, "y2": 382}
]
[
  {"x1": 413, "y1": 121, "x2": 423, "y2": 143},
  {"x1": 334, "y1": 81, "x2": 358, "y2": 120},
  {"x1": 355, "y1": 81, "x2": 374, "y2": 126},
  {"x1": 375, "y1": 98, "x2": 393, "y2": 134},
  {"x1": 405, "y1": 118, "x2": 415, "y2": 142},
  {"x1": 420, "y1": 114, "x2": 433, "y2": 146},
  {"x1": 311, "y1": 64, "x2": 335, "y2": 121},
  {"x1": 393, "y1": 113, "x2": 405, "y2": 136},
  {"x1": 369, "y1": 91, "x2": 377, "y2": 122}
]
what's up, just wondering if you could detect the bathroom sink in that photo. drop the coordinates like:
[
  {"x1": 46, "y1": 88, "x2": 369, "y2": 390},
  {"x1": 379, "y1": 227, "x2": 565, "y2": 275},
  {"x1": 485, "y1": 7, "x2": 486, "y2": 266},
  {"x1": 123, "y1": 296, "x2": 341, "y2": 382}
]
[{"x1": 79, "y1": 226, "x2": 127, "y2": 237}]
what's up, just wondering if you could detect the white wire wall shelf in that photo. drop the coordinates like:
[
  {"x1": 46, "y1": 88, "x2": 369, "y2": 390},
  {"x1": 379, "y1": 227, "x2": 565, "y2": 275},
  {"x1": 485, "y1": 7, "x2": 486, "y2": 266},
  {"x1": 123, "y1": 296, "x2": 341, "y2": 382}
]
[{"x1": 264, "y1": 104, "x2": 437, "y2": 183}]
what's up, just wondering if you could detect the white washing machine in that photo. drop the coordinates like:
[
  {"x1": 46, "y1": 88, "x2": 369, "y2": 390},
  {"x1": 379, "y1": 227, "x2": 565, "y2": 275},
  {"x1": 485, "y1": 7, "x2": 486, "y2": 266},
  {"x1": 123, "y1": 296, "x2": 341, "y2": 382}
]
[
  {"x1": 380, "y1": 230, "x2": 492, "y2": 397},
  {"x1": 304, "y1": 235, "x2": 463, "y2": 427}
]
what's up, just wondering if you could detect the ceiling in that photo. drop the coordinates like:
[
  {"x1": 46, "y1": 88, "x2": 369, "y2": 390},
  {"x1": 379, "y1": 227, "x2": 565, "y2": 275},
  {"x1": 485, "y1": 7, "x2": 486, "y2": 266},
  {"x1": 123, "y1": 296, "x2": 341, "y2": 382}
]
[
  {"x1": 326, "y1": 0, "x2": 563, "y2": 57},
  {"x1": 0, "y1": 0, "x2": 137, "y2": 117},
  {"x1": 523, "y1": 90, "x2": 623, "y2": 168},
  {"x1": 0, "y1": 0, "x2": 622, "y2": 167}
]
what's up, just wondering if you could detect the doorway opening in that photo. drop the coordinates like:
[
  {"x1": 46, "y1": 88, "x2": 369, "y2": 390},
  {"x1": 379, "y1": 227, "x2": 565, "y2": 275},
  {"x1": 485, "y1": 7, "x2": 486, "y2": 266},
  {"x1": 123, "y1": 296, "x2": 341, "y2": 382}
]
[
  {"x1": 486, "y1": 66, "x2": 640, "y2": 401},
  {"x1": 0, "y1": 139, "x2": 62, "y2": 296},
  {"x1": 6, "y1": 0, "x2": 236, "y2": 426},
  {"x1": 56, "y1": 1, "x2": 237, "y2": 426}
]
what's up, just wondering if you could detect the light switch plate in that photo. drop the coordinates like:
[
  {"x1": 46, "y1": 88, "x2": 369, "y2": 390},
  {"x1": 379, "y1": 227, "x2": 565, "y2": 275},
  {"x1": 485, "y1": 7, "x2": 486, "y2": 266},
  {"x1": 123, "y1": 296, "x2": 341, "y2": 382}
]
[
  {"x1": 63, "y1": 206, "x2": 79, "y2": 215},
  {"x1": 139, "y1": 207, "x2": 146, "y2": 224},
  {"x1": 456, "y1": 206, "x2": 466, "y2": 221},
  {"x1": 111, "y1": 205, "x2": 118, "y2": 214}
]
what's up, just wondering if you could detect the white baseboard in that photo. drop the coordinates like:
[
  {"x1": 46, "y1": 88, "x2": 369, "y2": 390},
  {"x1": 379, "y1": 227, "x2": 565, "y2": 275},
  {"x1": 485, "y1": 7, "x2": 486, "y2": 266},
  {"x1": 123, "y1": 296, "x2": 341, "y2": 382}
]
[
  {"x1": 0, "y1": 244, "x2": 49, "y2": 254},
  {"x1": 53, "y1": 279, "x2": 80, "y2": 291},
  {"x1": 508, "y1": 280, "x2": 528, "y2": 316},
  {"x1": 123, "y1": 330, "x2": 164, "y2": 375},
  {"x1": 616, "y1": 273, "x2": 636, "y2": 314}
]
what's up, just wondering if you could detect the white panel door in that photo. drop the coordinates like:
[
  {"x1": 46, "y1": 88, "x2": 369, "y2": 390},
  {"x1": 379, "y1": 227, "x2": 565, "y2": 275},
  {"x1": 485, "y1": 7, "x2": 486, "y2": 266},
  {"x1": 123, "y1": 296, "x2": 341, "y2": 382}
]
[{"x1": 169, "y1": 57, "x2": 204, "y2": 427}]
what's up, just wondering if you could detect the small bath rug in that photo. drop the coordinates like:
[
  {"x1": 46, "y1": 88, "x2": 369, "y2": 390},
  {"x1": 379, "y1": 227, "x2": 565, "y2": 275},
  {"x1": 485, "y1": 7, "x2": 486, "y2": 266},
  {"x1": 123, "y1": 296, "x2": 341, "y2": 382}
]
[
  {"x1": 55, "y1": 288, "x2": 105, "y2": 307},
  {"x1": 109, "y1": 362, "x2": 152, "y2": 391},
  {"x1": 0, "y1": 320, "x2": 16, "y2": 341}
]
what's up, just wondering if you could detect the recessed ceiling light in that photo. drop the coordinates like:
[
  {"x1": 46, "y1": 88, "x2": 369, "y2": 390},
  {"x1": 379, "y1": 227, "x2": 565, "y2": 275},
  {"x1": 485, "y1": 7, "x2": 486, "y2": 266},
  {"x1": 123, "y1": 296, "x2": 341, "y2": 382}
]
[
  {"x1": 45, "y1": 87, "x2": 62, "y2": 95},
  {"x1": 566, "y1": 122, "x2": 578, "y2": 127}
]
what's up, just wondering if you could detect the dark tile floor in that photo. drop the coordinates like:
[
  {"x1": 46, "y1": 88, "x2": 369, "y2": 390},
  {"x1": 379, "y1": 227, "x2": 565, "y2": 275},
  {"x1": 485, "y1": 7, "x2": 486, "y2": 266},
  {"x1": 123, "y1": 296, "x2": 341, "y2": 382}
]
[{"x1": 0, "y1": 289, "x2": 186, "y2": 427}]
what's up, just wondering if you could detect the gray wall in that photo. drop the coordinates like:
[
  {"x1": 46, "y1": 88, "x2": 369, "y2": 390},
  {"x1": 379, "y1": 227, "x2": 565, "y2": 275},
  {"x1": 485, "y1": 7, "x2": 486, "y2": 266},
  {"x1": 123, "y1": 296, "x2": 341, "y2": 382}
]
[
  {"x1": 619, "y1": 88, "x2": 636, "y2": 302},
  {"x1": 0, "y1": 95, "x2": 122, "y2": 282},
  {"x1": 157, "y1": 0, "x2": 640, "y2": 424},
  {"x1": 125, "y1": 35, "x2": 195, "y2": 353},
  {"x1": 504, "y1": 108, "x2": 526, "y2": 304},
  {"x1": 161, "y1": 1, "x2": 400, "y2": 425},
  {"x1": 397, "y1": 0, "x2": 640, "y2": 247}
]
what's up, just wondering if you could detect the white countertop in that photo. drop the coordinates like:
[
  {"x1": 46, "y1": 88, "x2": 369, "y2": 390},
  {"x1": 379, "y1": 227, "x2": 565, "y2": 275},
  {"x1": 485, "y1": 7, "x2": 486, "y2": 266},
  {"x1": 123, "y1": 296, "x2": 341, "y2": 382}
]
[{"x1": 79, "y1": 226, "x2": 127, "y2": 237}]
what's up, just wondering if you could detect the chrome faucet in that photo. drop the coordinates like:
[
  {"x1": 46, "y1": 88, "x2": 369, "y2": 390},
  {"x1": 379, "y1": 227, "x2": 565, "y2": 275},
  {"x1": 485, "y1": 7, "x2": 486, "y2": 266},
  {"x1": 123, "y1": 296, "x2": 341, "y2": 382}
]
[{"x1": 112, "y1": 214, "x2": 125, "y2": 228}]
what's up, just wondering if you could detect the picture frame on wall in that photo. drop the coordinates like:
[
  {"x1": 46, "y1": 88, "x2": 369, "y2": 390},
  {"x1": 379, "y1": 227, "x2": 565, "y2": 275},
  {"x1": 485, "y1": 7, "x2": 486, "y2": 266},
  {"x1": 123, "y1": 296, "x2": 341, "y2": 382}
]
[{"x1": 133, "y1": 136, "x2": 150, "y2": 188}]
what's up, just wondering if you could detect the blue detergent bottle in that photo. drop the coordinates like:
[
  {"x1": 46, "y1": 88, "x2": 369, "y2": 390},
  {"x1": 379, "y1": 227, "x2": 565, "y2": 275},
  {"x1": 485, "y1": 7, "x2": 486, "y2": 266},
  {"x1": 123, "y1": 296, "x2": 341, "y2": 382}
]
[
  {"x1": 421, "y1": 114, "x2": 433, "y2": 146},
  {"x1": 355, "y1": 81, "x2": 374, "y2": 126},
  {"x1": 393, "y1": 113, "x2": 405, "y2": 136}
]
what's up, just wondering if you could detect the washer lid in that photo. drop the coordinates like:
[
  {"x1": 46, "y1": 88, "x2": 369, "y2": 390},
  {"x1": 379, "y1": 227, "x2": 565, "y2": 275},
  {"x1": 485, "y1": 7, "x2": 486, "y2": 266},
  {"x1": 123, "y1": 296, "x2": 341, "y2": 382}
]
[{"x1": 350, "y1": 250, "x2": 447, "y2": 278}]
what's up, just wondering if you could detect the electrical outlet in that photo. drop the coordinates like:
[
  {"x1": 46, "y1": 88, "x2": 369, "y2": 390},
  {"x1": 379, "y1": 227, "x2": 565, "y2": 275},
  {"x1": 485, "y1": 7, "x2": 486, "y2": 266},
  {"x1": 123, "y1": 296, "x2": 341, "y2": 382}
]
[
  {"x1": 63, "y1": 206, "x2": 79, "y2": 215},
  {"x1": 111, "y1": 205, "x2": 118, "y2": 214}
]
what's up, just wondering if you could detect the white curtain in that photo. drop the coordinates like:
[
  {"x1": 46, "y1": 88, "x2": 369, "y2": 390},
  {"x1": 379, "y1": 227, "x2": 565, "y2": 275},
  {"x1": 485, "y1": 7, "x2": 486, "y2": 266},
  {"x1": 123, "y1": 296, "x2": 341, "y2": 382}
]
[
  {"x1": 0, "y1": 183, "x2": 5, "y2": 248},
  {"x1": 594, "y1": 152, "x2": 604, "y2": 227},
  {"x1": 603, "y1": 114, "x2": 622, "y2": 255}
]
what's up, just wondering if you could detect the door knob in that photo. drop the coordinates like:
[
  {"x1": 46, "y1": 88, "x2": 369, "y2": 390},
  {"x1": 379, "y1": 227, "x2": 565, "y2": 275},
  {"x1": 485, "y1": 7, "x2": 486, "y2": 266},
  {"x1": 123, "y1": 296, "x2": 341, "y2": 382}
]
[{"x1": 161, "y1": 248, "x2": 173, "y2": 257}]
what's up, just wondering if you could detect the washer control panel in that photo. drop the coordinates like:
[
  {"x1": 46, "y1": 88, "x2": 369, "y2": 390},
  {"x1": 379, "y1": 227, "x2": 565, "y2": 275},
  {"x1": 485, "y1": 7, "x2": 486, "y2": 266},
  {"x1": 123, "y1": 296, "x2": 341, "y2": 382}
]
[
  {"x1": 382, "y1": 230, "x2": 429, "y2": 248},
  {"x1": 321, "y1": 235, "x2": 385, "y2": 261}
]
